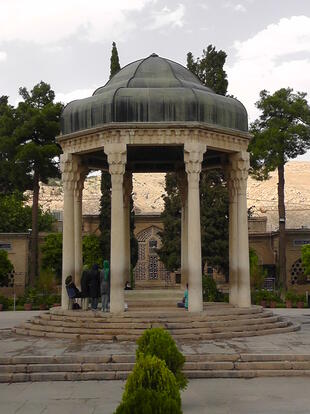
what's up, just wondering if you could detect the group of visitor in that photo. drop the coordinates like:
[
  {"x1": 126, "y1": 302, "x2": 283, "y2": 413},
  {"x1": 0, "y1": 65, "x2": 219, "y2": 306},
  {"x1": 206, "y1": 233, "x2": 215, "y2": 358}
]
[{"x1": 65, "y1": 260, "x2": 111, "y2": 311}]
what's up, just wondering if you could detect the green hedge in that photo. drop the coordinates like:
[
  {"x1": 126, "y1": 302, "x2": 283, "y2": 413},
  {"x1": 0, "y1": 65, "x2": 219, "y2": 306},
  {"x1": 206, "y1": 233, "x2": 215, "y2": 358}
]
[
  {"x1": 136, "y1": 328, "x2": 188, "y2": 390},
  {"x1": 115, "y1": 354, "x2": 182, "y2": 414}
]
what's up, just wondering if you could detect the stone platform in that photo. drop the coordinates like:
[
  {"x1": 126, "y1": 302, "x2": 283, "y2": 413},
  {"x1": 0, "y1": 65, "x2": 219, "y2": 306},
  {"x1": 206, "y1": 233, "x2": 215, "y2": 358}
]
[
  {"x1": 12, "y1": 303, "x2": 299, "y2": 342},
  {"x1": 1, "y1": 309, "x2": 310, "y2": 382}
]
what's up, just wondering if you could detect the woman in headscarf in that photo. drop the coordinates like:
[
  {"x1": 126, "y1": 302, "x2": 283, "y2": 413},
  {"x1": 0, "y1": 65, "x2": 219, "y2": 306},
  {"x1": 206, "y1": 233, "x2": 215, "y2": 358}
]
[
  {"x1": 89, "y1": 263, "x2": 100, "y2": 310},
  {"x1": 100, "y1": 260, "x2": 110, "y2": 312}
]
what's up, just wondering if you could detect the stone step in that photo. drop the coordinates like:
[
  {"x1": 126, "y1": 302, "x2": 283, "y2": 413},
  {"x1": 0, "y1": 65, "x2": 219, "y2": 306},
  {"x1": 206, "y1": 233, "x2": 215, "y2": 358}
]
[
  {"x1": 1, "y1": 353, "x2": 310, "y2": 382},
  {"x1": 33, "y1": 314, "x2": 279, "y2": 330},
  {"x1": 13, "y1": 321, "x2": 298, "y2": 342}
]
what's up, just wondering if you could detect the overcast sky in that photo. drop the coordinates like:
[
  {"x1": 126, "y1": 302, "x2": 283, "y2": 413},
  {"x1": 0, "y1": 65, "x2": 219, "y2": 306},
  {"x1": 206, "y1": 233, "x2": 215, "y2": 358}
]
[{"x1": 1, "y1": 0, "x2": 310, "y2": 160}]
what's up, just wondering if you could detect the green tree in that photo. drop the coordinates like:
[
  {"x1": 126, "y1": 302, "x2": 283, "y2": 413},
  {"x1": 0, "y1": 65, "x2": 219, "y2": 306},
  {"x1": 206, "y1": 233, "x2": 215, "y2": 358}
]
[
  {"x1": 301, "y1": 245, "x2": 310, "y2": 277},
  {"x1": 200, "y1": 170, "x2": 229, "y2": 279},
  {"x1": 110, "y1": 41, "x2": 121, "y2": 78},
  {"x1": 249, "y1": 248, "x2": 265, "y2": 290},
  {"x1": 0, "y1": 96, "x2": 31, "y2": 195},
  {"x1": 83, "y1": 234, "x2": 101, "y2": 268},
  {"x1": 15, "y1": 82, "x2": 63, "y2": 285},
  {"x1": 99, "y1": 172, "x2": 111, "y2": 261},
  {"x1": 41, "y1": 233, "x2": 63, "y2": 281},
  {"x1": 157, "y1": 173, "x2": 181, "y2": 272},
  {"x1": 186, "y1": 45, "x2": 228, "y2": 95},
  {"x1": 0, "y1": 250, "x2": 14, "y2": 287},
  {"x1": 249, "y1": 88, "x2": 310, "y2": 291},
  {"x1": 0, "y1": 192, "x2": 54, "y2": 233}
]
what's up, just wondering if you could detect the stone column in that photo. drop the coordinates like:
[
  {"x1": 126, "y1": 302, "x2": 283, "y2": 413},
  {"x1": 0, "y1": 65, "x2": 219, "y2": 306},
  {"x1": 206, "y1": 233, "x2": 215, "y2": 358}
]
[
  {"x1": 74, "y1": 166, "x2": 88, "y2": 289},
  {"x1": 226, "y1": 160, "x2": 239, "y2": 306},
  {"x1": 177, "y1": 170, "x2": 188, "y2": 288},
  {"x1": 123, "y1": 172, "x2": 132, "y2": 285},
  {"x1": 60, "y1": 153, "x2": 78, "y2": 309},
  {"x1": 230, "y1": 151, "x2": 251, "y2": 307},
  {"x1": 104, "y1": 143, "x2": 127, "y2": 313},
  {"x1": 184, "y1": 142, "x2": 206, "y2": 312}
]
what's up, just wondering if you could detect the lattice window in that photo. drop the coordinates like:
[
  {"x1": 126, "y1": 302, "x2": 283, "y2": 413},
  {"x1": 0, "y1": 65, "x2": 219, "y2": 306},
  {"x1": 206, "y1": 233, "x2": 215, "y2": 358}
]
[
  {"x1": 290, "y1": 258, "x2": 308, "y2": 285},
  {"x1": 138, "y1": 242, "x2": 146, "y2": 260},
  {"x1": 149, "y1": 256, "x2": 159, "y2": 280},
  {"x1": 137, "y1": 227, "x2": 153, "y2": 242},
  {"x1": 134, "y1": 262, "x2": 146, "y2": 280}
]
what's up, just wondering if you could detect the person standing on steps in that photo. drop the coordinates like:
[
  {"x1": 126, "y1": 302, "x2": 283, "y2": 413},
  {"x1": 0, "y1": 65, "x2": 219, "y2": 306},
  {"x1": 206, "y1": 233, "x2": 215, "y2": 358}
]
[
  {"x1": 89, "y1": 263, "x2": 100, "y2": 310},
  {"x1": 100, "y1": 260, "x2": 110, "y2": 312},
  {"x1": 80, "y1": 265, "x2": 90, "y2": 310}
]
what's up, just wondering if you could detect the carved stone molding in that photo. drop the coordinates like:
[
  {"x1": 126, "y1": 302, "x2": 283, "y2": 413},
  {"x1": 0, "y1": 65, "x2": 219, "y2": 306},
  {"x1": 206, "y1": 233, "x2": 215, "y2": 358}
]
[
  {"x1": 60, "y1": 153, "x2": 87, "y2": 192},
  {"x1": 104, "y1": 143, "x2": 127, "y2": 189},
  {"x1": 184, "y1": 142, "x2": 207, "y2": 187},
  {"x1": 227, "y1": 151, "x2": 250, "y2": 195},
  {"x1": 58, "y1": 125, "x2": 250, "y2": 156}
]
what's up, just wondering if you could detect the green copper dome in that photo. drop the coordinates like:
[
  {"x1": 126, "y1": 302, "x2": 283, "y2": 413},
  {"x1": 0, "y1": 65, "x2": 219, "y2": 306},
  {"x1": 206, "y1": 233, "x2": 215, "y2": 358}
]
[{"x1": 61, "y1": 53, "x2": 248, "y2": 135}]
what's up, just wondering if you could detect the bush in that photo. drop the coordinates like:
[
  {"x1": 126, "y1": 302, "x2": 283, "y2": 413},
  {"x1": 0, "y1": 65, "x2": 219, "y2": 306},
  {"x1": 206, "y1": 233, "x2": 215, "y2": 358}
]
[
  {"x1": 0, "y1": 250, "x2": 14, "y2": 287},
  {"x1": 0, "y1": 295, "x2": 9, "y2": 310},
  {"x1": 82, "y1": 234, "x2": 102, "y2": 268},
  {"x1": 136, "y1": 328, "x2": 187, "y2": 390},
  {"x1": 285, "y1": 290, "x2": 300, "y2": 304},
  {"x1": 115, "y1": 354, "x2": 182, "y2": 414},
  {"x1": 36, "y1": 268, "x2": 57, "y2": 294},
  {"x1": 115, "y1": 388, "x2": 182, "y2": 414},
  {"x1": 202, "y1": 275, "x2": 218, "y2": 302},
  {"x1": 41, "y1": 233, "x2": 62, "y2": 281}
]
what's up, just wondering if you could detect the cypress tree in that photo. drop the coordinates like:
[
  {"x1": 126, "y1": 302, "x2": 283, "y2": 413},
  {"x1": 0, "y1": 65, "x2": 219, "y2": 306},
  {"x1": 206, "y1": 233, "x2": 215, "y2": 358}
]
[{"x1": 110, "y1": 41, "x2": 121, "y2": 79}]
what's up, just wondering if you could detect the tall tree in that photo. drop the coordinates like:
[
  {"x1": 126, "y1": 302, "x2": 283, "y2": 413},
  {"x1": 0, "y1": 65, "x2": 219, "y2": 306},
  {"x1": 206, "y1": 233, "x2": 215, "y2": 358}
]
[
  {"x1": 99, "y1": 172, "x2": 111, "y2": 261},
  {"x1": 249, "y1": 88, "x2": 310, "y2": 291},
  {"x1": 15, "y1": 82, "x2": 62, "y2": 285},
  {"x1": 186, "y1": 45, "x2": 228, "y2": 95},
  {"x1": 157, "y1": 173, "x2": 181, "y2": 271},
  {"x1": 110, "y1": 41, "x2": 121, "y2": 79},
  {"x1": 0, "y1": 96, "x2": 31, "y2": 194},
  {"x1": 200, "y1": 170, "x2": 229, "y2": 279},
  {"x1": 160, "y1": 46, "x2": 230, "y2": 274}
]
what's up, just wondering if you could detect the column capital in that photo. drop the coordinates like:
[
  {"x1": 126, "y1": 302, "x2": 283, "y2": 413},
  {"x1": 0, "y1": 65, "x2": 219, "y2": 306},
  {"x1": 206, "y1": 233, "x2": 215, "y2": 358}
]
[
  {"x1": 104, "y1": 143, "x2": 127, "y2": 188},
  {"x1": 184, "y1": 142, "x2": 206, "y2": 187},
  {"x1": 227, "y1": 151, "x2": 249, "y2": 195},
  {"x1": 60, "y1": 153, "x2": 88, "y2": 192}
]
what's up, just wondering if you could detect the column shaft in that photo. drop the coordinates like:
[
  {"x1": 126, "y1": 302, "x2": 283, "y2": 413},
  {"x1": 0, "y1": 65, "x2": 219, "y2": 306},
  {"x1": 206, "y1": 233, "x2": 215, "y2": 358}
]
[
  {"x1": 184, "y1": 142, "x2": 206, "y2": 312},
  {"x1": 123, "y1": 173, "x2": 132, "y2": 285},
  {"x1": 74, "y1": 186, "x2": 83, "y2": 289},
  {"x1": 228, "y1": 181, "x2": 238, "y2": 305},
  {"x1": 237, "y1": 188, "x2": 251, "y2": 307},
  {"x1": 105, "y1": 143, "x2": 127, "y2": 313},
  {"x1": 181, "y1": 201, "x2": 188, "y2": 288}
]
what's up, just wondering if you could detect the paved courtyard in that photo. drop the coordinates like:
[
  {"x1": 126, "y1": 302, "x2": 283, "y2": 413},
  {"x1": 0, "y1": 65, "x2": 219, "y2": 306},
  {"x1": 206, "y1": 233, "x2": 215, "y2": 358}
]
[
  {"x1": 0, "y1": 377, "x2": 310, "y2": 414},
  {"x1": 1, "y1": 309, "x2": 310, "y2": 413}
]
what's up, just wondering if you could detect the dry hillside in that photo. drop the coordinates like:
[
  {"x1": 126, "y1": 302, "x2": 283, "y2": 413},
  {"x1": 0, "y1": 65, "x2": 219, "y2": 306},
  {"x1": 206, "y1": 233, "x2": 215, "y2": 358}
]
[{"x1": 28, "y1": 161, "x2": 310, "y2": 231}]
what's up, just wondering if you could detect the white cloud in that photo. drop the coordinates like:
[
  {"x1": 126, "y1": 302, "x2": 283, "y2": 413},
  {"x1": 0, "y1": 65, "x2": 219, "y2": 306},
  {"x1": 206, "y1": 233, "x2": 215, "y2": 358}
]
[
  {"x1": 0, "y1": 51, "x2": 7, "y2": 61},
  {"x1": 227, "y1": 16, "x2": 310, "y2": 122},
  {"x1": 0, "y1": 0, "x2": 154, "y2": 44},
  {"x1": 148, "y1": 4, "x2": 185, "y2": 30},
  {"x1": 56, "y1": 88, "x2": 96, "y2": 105},
  {"x1": 234, "y1": 4, "x2": 246, "y2": 12}
]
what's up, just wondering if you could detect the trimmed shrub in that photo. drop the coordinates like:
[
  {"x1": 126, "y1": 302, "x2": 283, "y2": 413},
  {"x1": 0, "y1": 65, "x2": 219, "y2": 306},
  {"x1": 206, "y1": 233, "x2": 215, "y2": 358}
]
[
  {"x1": 115, "y1": 354, "x2": 182, "y2": 414},
  {"x1": 0, "y1": 295, "x2": 9, "y2": 310},
  {"x1": 136, "y1": 328, "x2": 188, "y2": 390},
  {"x1": 202, "y1": 275, "x2": 218, "y2": 302},
  {"x1": 0, "y1": 250, "x2": 14, "y2": 287}
]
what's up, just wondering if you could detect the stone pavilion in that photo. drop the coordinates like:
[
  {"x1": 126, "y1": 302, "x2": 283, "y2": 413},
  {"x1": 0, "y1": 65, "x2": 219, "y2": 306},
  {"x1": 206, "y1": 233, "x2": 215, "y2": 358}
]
[{"x1": 58, "y1": 53, "x2": 251, "y2": 313}]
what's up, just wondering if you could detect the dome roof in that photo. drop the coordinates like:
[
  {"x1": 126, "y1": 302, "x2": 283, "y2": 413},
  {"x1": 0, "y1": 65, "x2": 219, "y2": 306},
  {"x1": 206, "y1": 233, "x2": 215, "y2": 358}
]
[{"x1": 61, "y1": 53, "x2": 248, "y2": 135}]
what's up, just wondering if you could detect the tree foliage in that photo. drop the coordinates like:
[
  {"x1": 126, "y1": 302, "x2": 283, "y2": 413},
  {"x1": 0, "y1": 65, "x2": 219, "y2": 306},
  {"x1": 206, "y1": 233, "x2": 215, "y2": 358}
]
[
  {"x1": 99, "y1": 172, "x2": 111, "y2": 261},
  {"x1": 249, "y1": 248, "x2": 266, "y2": 290},
  {"x1": 249, "y1": 88, "x2": 310, "y2": 179},
  {"x1": 302, "y1": 245, "x2": 310, "y2": 277},
  {"x1": 0, "y1": 250, "x2": 14, "y2": 287},
  {"x1": 41, "y1": 233, "x2": 63, "y2": 280},
  {"x1": 249, "y1": 88, "x2": 310, "y2": 290},
  {"x1": 186, "y1": 45, "x2": 228, "y2": 95},
  {"x1": 0, "y1": 192, "x2": 54, "y2": 233},
  {"x1": 200, "y1": 170, "x2": 229, "y2": 279},
  {"x1": 136, "y1": 327, "x2": 187, "y2": 390},
  {"x1": 157, "y1": 173, "x2": 181, "y2": 272},
  {"x1": 115, "y1": 354, "x2": 182, "y2": 414},
  {"x1": 83, "y1": 234, "x2": 102, "y2": 268},
  {"x1": 110, "y1": 41, "x2": 121, "y2": 79}
]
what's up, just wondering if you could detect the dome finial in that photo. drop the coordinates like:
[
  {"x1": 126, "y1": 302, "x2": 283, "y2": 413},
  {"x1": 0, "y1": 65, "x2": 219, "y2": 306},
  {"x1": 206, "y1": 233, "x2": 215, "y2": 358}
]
[{"x1": 150, "y1": 53, "x2": 158, "y2": 57}]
